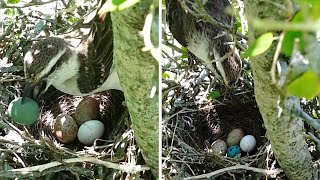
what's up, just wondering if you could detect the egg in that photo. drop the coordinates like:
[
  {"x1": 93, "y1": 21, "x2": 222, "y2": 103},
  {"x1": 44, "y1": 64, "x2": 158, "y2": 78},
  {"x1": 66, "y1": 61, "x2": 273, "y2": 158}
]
[
  {"x1": 77, "y1": 120, "x2": 104, "y2": 145},
  {"x1": 240, "y1": 135, "x2": 256, "y2": 152},
  {"x1": 211, "y1": 139, "x2": 227, "y2": 156},
  {"x1": 8, "y1": 97, "x2": 40, "y2": 125},
  {"x1": 227, "y1": 145, "x2": 241, "y2": 158},
  {"x1": 73, "y1": 97, "x2": 100, "y2": 126},
  {"x1": 54, "y1": 114, "x2": 78, "y2": 143},
  {"x1": 226, "y1": 128, "x2": 245, "y2": 146}
]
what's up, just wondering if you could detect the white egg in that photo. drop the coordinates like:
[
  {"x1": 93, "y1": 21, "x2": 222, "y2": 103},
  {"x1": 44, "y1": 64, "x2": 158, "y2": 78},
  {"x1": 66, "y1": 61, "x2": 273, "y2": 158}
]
[
  {"x1": 77, "y1": 120, "x2": 104, "y2": 145},
  {"x1": 240, "y1": 135, "x2": 256, "y2": 152}
]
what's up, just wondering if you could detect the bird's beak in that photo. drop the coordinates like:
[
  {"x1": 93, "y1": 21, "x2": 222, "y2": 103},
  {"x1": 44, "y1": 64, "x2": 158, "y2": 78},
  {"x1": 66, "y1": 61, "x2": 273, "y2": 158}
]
[{"x1": 22, "y1": 81, "x2": 46, "y2": 104}]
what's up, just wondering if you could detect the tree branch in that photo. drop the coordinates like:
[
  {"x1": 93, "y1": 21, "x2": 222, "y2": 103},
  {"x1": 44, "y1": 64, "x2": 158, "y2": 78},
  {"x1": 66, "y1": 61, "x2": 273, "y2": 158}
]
[
  {"x1": 284, "y1": 97, "x2": 320, "y2": 132},
  {"x1": 183, "y1": 165, "x2": 283, "y2": 180},
  {"x1": 0, "y1": 0, "x2": 57, "y2": 9},
  {"x1": 8, "y1": 157, "x2": 149, "y2": 173}
]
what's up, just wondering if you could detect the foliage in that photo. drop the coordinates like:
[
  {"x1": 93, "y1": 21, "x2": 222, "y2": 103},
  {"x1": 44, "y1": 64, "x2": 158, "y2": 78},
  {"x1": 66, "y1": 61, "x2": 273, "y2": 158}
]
[
  {"x1": 98, "y1": 0, "x2": 140, "y2": 15},
  {"x1": 241, "y1": 32, "x2": 273, "y2": 58},
  {"x1": 162, "y1": 0, "x2": 320, "y2": 179},
  {"x1": 0, "y1": 0, "x2": 155, "y2": 179}
]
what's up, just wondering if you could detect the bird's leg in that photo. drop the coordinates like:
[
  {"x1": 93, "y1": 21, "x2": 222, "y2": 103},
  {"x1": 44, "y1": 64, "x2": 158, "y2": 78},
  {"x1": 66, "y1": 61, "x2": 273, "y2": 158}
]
[
  {"x1": 209, "y1": 50, "x2": 233, "y2": 63},
  {"x1": 22, "y1": 81, "x2": 47, "y2": 103},
  {"x1": 209, "y1": 41, "x2": 236, "y2": 63},
  {"x1": 33, "y1": 81, "x2": 47, "y2": 101}
]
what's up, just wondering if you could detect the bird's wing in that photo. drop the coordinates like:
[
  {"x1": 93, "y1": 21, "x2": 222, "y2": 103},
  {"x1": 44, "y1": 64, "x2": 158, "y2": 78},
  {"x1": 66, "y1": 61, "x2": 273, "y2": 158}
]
[
  {"x1": 76, "y1": 12, "x2": 114, "y2": 94},
  {"x1": 166, "y1": 0, "x2": 234, "y2": 56},
  {"x1": 203, "y1": 0, "x2": 233, "y2": 27},
  {"x1": 166, "y1": 0, "x2": 187, "y2": 47}
]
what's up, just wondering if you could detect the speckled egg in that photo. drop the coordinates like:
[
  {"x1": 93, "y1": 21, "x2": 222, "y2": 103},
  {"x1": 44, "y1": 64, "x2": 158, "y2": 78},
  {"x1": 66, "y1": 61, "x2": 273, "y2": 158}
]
[
  {"x1": 73, "y1": 97, "x2": 100, "y2": 126},
  {"x1": 54, "y1": 114, "x2": 78, "y2": 143},
  {"x1": 226, "y1": 128, "x2": 245, "y2": 146},
  {"x1": 211, "y1": 139, "x2": 227, "y2": 156},
  {"x1": 240, "y1": 135, "x2": 256, "y2": 152},
  {"x1": 77, "y1": 120, "x2": 104, "y2": 145},
  {"x1": 227, "y1": 145, "x2": 241, "y2": 158}
]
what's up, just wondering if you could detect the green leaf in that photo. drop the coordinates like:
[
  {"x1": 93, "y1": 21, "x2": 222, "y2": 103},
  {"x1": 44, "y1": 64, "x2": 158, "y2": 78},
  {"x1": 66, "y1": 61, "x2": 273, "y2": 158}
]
[
  {"x1": 98, "y1": 0, "x2": 140, "y2": 14},
  {"x1": 162, "y1": 72, "x2": 170, "y2": 79},
  {"x1": 181, "y1": 53, "x2": 187, "y2": 59},
  {"x1": 67, "y1": 17, "x2": 78, "y2": 24},
  {"x1": 287, "y1": 71, "x2": 320, "y2": 100},
  {"x1": 241, "y1": 32, "x2": 274, "y2": 58},
  {"x1": 180, "y1": 46, "x2": 188, "y2": 59},
  {"x1": 292, "y1": 3, "x2": 320, "y2": 22},
  {"x1": 208, "y1": 91, "x2": 220, "y2": 100},
  {"x1": 4, "y1": 8, "x2": 15, "y2": 16},
  {"x1": 7, "y1": 0, "x2": 20, "y2": 4},
  {"x1": 282, "y1": 31, "x2": 305, "y2": 56},
  {"x1": 295, "y1": 0, "x2": 320, "y2": 4},
  {"x1": 181, "y1": 46, "x2": 187, "y2": 52}
]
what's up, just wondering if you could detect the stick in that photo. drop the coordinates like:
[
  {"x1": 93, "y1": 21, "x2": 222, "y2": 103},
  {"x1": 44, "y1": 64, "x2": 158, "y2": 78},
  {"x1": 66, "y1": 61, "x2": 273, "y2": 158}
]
[{"x1": 183, "y1": 165, "x2": 283, "y2": 179}]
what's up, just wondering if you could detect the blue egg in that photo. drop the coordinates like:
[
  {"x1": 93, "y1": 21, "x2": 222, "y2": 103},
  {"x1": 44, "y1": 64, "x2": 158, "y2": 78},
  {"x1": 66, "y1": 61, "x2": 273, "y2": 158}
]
[{"x1": 227, "y1": 145, "x2": 241, "y2": 158}]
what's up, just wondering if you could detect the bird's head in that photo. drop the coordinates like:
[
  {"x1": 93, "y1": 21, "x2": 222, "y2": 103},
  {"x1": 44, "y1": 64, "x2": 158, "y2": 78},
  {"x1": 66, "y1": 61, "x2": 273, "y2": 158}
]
[{"x1": 22, "y1": 37, "x2": 72, "y2": 102}]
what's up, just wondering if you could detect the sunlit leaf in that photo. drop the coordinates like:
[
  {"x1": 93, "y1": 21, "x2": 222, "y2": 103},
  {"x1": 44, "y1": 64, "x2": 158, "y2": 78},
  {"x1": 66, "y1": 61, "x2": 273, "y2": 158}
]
[
  {"x1": 295, "y1": 0, "x2": 320, "y2": 4},
  {"x1": 241, "y1": 33, "x2": 274, "y2": 58},
  {"x1": 292, "y1": 3, "x2": 320, "y2": 21},
  {"x1": 4, "y1": 8, "x2": 15, "y2": 16},
  {"x1": 180, "y1": 46, "x2": 188, "y2": 59},
  {"x1": 282, "y1": 31, "x2": 305, "y2": 56},
  {"x1": 208, "y1": 91, "x2": 220, "y2": 100},
  {"x1": 162, "y1": 72, "x2": 170, "y2": 79},
  {"x1": 67, "y1": 17, "x2": 78, "y2": 24},
  {"x1": 181, "y1": 53, "x2": 187, "y2": 59},
  {"x1": 287, "y1": 71, "x2": 320, "y2": 100},
  {"x1": 7, "y1": 0, "x2": 20, "y2": 4},
  {"x1": 181, "y1": 46, "x2": 187, "y2": 52},
  {"x1": 98, "y1": 0, "x2": 140, "y2": 14}
]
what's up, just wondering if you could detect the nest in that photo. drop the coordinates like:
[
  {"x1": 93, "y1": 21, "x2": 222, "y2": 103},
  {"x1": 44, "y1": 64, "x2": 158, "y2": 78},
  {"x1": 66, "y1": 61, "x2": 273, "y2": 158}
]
[
  {"x1": 162, "y1": 51, "x2": 282, "y2": 179},
  {"x1": 185, "y1": 94, "x2": 265, "y2": 152},
  {"x1": 0, "y1": 76, "x2": 152, "y2": 179}
]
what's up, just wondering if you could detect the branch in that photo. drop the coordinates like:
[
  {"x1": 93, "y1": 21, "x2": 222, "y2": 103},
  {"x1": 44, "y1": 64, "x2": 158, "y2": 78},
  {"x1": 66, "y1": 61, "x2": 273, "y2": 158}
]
[
  {"x1": 284, "y1": 97, "x2": 320, "y2": 132},
  {"x1": 0, "y1": 0, "x2": 57, "y2": 9},
  {"x1": 0, "y1": 165, "x2": 93, "y2": 178},
  {"x1": 8, "y1": 157, "x2": 149, "y2": 174},
  {"x1": 183, "y1": 165, "x2": 283, "y2": 180},
  {"x1": 251, "y1": 18, "x2": 320, "y2": 32}
]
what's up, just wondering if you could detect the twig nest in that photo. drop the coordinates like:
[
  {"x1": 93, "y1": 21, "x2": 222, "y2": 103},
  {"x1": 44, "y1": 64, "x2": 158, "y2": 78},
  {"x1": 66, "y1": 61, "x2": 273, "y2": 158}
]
[
  {"x1": 227, "y1": 145, "x2": 241, "y2": 158},
  {"x1": 240, "y1": 135, "x2": 256, "y2": 152},
  {"x1": 211, "y1": 139, "x2": 227, "y2": 156},
  {"x1": 8, "y1": 97, "x2": 40, "y2": 125},
  {"x1": 54, "y1": 114, "x2": 78, "y2": 143},
  {"x1": 73, "y1": 97, "x2": 100, "y2": 126},
  {"x1": 226, "y1": 128, "x2": 245, "y2": 146},
  {"x1": 77, "y1": 120, "x2": 104, "y2": 145}
]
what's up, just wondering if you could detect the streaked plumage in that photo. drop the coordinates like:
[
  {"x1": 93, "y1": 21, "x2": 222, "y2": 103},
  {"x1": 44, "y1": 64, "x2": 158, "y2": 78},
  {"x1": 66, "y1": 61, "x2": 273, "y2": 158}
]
[
  {"x1": 23, "y1": 11, "x2": 122, "y2": 97},
  {"x1": 166, "y1": 0, "x2": 242, "y2": 87}
]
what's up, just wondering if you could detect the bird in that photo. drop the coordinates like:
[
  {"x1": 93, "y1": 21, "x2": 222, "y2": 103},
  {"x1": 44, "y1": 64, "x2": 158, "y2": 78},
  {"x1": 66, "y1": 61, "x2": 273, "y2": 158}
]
[
  {"x1": 166, "y1": 0, "x2": 242, "y2": 88},
  {"x1": 23, "y1": 10, "x2": 122, "y2": 101}
]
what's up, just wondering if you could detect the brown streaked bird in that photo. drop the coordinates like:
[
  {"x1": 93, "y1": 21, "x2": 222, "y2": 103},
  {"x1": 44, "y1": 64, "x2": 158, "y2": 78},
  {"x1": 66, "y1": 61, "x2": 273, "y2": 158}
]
[
  {"x1": 166, "y1": 0, "x2": 242, "y2": 88},
  {"x1": 23, "y1": 10, "x2": 122, "y2": 101}
]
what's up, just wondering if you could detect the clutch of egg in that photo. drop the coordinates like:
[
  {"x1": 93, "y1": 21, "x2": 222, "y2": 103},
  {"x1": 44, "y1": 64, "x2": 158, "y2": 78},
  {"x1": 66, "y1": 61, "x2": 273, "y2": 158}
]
[{"x1": 53, "y1": 97, "x2": 104, "y2": 145}]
